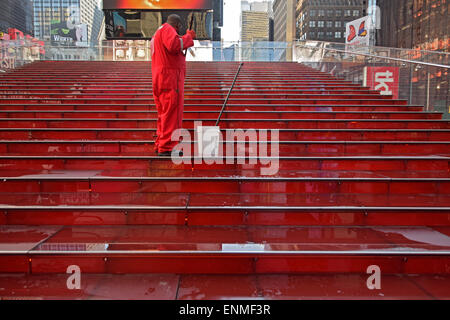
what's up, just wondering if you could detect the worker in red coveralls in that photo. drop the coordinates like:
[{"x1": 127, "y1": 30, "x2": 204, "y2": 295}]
[{"x1": 151, "y1": 14, "x2": 196, "y2": 156}]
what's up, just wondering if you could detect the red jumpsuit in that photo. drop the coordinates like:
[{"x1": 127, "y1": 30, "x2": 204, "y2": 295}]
[{"x1": 151, "y1": 23, "x2": 194, "y2": 153}]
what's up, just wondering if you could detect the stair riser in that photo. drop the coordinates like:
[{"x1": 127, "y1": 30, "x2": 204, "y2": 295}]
[
  {"x1": 1, "y1": 143, "x2": 449, "y2": 156},
  {"x1": 0, "y1": 112, "x2": 440, "y2": 120},
  {"x1": 0, "y1": 105, "x2": 424, "y2": 112},
  {"x1": 0, "y1": 94, "x2": 389, "y2": 100},
  {"x1": 0, "y1": 99, "x2": 408, "y2": 106},
  {"x1": 0, "y1": 120, "x2": 446, "y2": 129},
  {"x1": 0, "y1": 89, "x2": 377, "y2": 95},
  {"x1": 0, "y1": 130, "x2": 447, "y2": 141},
  {"x1": 0, "y1": 180, "x2": 448, "y2": 194},
  {"x1": 1, "y1": 210, "x2": 449, "y2": 226},
  {"x1": 1, "y1": 255, "x2": 448, "y2": 274},
  {"x1": 0, "y1": 85, "x2": 367, "y2": 91},
  {"x1": 0, "y1": 158, "x2": 447, "y2": 171}
]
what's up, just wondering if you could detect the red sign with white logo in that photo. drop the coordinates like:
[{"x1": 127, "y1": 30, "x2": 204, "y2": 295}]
[{"x1": 364, "y1": 67, "x2": 400, "y2": 99}]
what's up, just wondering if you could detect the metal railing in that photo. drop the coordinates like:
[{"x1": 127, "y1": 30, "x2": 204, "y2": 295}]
[{"x1": 293, "y1": 40, "x2": 449, "y2": 118}]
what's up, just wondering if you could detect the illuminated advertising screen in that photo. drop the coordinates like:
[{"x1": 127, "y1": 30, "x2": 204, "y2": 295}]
[
  {"x1": 103, "y1": 0, "x2": 218, "y2": 40},
  {"x1": 103, "y1": 0, "x2": 214, "y2": 10},
  {"x1": 104, "y1": 10, "x2": 213, "y2": 40}
]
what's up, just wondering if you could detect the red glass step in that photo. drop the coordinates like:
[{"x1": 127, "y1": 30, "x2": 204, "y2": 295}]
[
  {"x1": 0, "y1": 98, "x2": 408, "y2": 106},
  {"x1": 0, "y1": 119, "x2": 447, "y2": 129},
  {"x1": 0, "y1": 111, "x2": 441, "y2": 120},
  {"x1": 0, "y1": 225, "x2": 448, "y2": 274},
  {"x1": 0, "y1": 92, "x2": 389, "y2": 99},
  {"x1": 1, "y1": 176, "x2": 448, "y2": 194},
  {"x1": 0, "y1": 104, "x2": 424, "y2": 112},
  {"x1": 0, "y1": 88, "x2": 378, "y2": 95},
  {"x1": 0, "y1": 155, "x2": 448, "y2": 171},
  {"x1": 1, "y1": 141, "x2": 449, "y2": 156},
  {"x1": 1, "y1": 191, "x2": 449, "y2": 207},
  {"x1": 0, "y1": 273, "x2": 447, "y2": 299}
]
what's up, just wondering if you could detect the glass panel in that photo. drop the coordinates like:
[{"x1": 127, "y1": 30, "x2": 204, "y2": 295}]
[
  {"x1": 293, "y1": 40, "x2": 450, "y2": 118},
  {"x1": 0, "y1": 39, "x2": 448, "y2": 119}
]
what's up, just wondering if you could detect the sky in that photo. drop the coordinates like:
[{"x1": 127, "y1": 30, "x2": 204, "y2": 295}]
[{"x1": 222, "y1": 0, "x2": 269, "y2": 42}]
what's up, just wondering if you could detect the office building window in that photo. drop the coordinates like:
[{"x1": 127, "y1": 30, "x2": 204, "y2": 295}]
[
  {"x1": 327, "y1": 10, "x2": 333, "y2": 17},
  {"x1": 336, "y1": 10, "x2": 342, "y2": 16},
  {"x1": 310, "y1": 9, "x2": 316, "y2": 16},
  {"x1": 335, "y1": 32, "x2": 342, "y2": 38},
  {"x1": 326, "y1": 21, "x2": 333, "y2": 28},
  {"x1": 326, "y1": 31, "x2": 333, "y2": 38},
  {"x1": 353, "y1": 10, "x2": 360, "y2": 17},
  {"x1": 318, "y1": 21, "x2": 324, "y2": 28},
  {"x1": 318, "y1": 32, "x2": 324, "y2": 39},
  {"x1": 345, "y1": 10, "x2": 351, "y2": 16},
  {"x1": 309, "y1": 21, "x2": 316, "y2": 27},
  {"x1": 335, "y1": 21, "x2": 342, "y2": 28},
  {"x1": 318, "y1": 10, "x2": 325, "y2": 16}
]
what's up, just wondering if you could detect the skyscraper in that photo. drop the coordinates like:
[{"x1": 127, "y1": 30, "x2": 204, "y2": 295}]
[
  {"x1": 239, "y1": 1, "x2": 273, "y2": 61},
  {"x1": 273, "y1": 0, "x2": 296, "y2": 42},
  {"x1": 241, "y1": 1, "x2": 273, "y2": 42},
  {"x1": 296, "y1": 0, "x2": 367, "y2": 43},
  {"x1": 33, "y1": 0, "x2": 104, "y2": 46},
  {"x1": 272, "y1": 0, "x2": 296, "y2": 61},
  {"x1": 0, "y1": 0, "x2": 34, "y2": 36},
  {"x1": 377, "y1": 0, "x2": 449, "y2": 52}
]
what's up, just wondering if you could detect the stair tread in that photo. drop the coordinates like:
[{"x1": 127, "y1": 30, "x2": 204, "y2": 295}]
[
  {"x1": 0, "y1": 273, "x2": 447, "y2": 299},
  {"x1": 1, "y1": 225, "x2": 449, "y2": 254},
  {"x1": 0, "y1": 192, "x2": 449, "y2": 208},
  {"x1": 1, "y1": 169, "x2": 449, "y2": 179}
]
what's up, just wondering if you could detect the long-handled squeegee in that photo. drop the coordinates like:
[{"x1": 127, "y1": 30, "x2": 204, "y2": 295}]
[
  {"x1": 184, "y1": 13, "x2": 195, "y2": 57},
  {"x1": 196, "y1": 63, "x2": 244, "y2": 159}
]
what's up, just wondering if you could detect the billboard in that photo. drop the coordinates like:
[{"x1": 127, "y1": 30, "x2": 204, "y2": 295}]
[
  {"x1": 51, "y1": 20, "x2": 89, "y2": 47},
  {"x1": 363, "y1": 67, "x2": 400, "y2": 99},
  {"x1": 104, "y1": 10, "x2": 213, "y2": 40},
  {"x1": 345, "y1": 15, "x2": 372, "y2": 48},
  {"x1": 103, "y1": 0, "x2": 214, "y2": 10}
]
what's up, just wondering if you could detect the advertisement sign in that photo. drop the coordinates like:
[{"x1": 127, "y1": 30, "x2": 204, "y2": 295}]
[
  {"x1": 105, "y1": 10, "x2": 213, "y2": 40},
  {"x1": 8, "y1": 28, "x2": 24, "y2": 41},
  {"x1": 345, "y1": 15, "x2": 372, "y2": 49},
  {"x1": 51, "y1": 20, "x2": 89, "y2": 47},
  {"x1": 103, "y1": 0, "x2": 214, "y2": 10},
  {"x1": 363, "y1": 67, "x2": 400, "y2": 99},
  {"x1": 113, "y1": 39, "x2": 151, "y2": 61}
]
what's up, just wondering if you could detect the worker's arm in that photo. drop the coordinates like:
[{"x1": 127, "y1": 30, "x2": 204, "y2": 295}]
[{"x1": 162, "y1": 26, "x2": 195, "y2": 54}]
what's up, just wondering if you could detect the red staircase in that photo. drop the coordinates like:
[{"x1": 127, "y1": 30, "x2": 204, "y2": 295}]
[{"x1": 0, "y1": 61, "x2": 449, "y2": 300}]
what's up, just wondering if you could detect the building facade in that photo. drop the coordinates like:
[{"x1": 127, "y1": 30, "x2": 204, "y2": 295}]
[
  {"x1": 241, "y1": 12, "x2": 270, "y2": 42},
  {"x1": 296, "y1": 0, "x2": 367, "y2": 43},
  {"x1": 377, "y1": 0, "x2": 449, "y2": 52},
  {"x1": 240, "y1": 1, "x2": 273, "y2": 42},
  {"x1": 33, "y1": 0, "x2": 104, "y2": 46},
  {"x1": 273, "y1": 0, "x2": 296, "y2": 42},
  {"x1": 0, "y1": 0, "x2": 34, "y2": 36}
]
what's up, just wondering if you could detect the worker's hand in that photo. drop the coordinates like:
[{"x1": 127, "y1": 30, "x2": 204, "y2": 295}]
[{"x1": 186, "y1": 29, "x2": 196, "y2": 40}]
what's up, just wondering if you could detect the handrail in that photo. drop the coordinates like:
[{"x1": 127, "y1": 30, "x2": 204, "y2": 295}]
[
  {"x1": 294, "y1": 39, "x2": 450, "y2": 56},
  {"x1": 296, "y1": 44, "x2": 450, "y2": 69},
  {"x1": 215, "y1": 62, "x2": 244, "y2": 126}
]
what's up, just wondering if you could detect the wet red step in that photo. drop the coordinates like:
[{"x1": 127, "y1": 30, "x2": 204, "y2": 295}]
[
  {"x1": 1, "y1": 140, "x2": 449, "y2": 156},
  {"x1": 0, "y1": 155, "x2": 448, "y2": 171},
  {"x1": 0, "y1": 111, "x2": 441, "y2": 120},
  {"x1": 0, "y1": 118, "x2": 447, "y2": 129},
  {"x1": 0, "y1": 61, "x2": 448, "y2": 298},
  {"x1": 0, "y1": 225, "x2": 449, "y2": 274}
]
